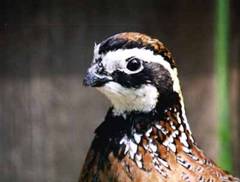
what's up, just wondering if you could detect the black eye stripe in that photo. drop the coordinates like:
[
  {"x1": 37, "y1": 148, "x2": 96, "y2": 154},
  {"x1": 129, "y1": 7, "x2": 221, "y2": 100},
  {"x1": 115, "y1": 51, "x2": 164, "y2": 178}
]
[{"x1": 109, "y1": 63, "x2": 173, "y2": 91}]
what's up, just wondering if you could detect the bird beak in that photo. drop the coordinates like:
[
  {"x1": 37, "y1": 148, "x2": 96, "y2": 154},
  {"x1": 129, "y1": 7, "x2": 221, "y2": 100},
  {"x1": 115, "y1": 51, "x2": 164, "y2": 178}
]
[{"x1": 83, "y1": 65, "x2": 112, "y2": 87}]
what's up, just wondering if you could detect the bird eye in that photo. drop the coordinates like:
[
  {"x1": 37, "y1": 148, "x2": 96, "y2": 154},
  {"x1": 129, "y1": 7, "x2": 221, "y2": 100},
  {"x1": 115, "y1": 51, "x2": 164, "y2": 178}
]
[{"x1": 126, "y1": 58, "x2": 141, "y2": 71}]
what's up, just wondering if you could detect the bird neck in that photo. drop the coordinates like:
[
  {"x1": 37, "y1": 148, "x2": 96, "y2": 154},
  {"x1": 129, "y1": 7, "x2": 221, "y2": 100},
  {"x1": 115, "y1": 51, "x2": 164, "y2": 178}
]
[
  {"x1": 154, "y1": 90, "x2": 195, "y2": 148},
  {"x1": 95, "y1": 90, "x2": 195, "y2": 153}
]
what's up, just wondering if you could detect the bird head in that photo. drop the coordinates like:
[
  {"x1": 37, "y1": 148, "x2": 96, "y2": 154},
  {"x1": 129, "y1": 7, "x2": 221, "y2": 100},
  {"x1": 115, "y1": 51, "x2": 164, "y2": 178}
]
[{"x1": 83, "y1": 32, "x2": 182, "y2": 116}]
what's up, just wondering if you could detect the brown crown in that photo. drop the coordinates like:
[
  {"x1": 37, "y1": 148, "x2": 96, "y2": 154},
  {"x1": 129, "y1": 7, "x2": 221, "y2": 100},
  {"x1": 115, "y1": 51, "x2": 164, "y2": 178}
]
[{"x1": 98, "y1": 32, "x2": 176, "y2": 68}]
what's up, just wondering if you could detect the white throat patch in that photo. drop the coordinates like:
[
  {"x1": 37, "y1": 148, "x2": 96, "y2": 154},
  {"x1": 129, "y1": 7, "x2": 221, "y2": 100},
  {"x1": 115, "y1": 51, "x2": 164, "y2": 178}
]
[{"x1": 97, "y1": 83, "x2": 159, "y2": 116}]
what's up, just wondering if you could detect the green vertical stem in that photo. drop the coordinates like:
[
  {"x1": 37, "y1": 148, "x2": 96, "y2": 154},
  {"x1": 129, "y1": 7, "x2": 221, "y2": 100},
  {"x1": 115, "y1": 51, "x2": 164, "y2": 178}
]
[{"x1": 215, "y1": 0, "x2": 232, "y2": 171}]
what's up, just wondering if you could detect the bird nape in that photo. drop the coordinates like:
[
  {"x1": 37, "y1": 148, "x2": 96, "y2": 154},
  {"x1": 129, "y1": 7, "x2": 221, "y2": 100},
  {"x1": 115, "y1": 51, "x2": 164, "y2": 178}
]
[{"x1": 80, "y1": 32, "x2": 239, "y2": 182}]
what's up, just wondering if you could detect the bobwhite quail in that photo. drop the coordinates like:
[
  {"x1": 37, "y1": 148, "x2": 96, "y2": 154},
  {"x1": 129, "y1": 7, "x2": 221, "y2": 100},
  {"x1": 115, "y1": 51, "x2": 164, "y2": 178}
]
[{"x1": 80, "y1": 32, "x2": 239, "y2": 182}]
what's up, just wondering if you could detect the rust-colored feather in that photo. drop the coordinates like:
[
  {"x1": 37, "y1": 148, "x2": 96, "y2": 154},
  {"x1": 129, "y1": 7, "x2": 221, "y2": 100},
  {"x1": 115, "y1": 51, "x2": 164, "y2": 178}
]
[
  {"x1": 80, "y1": 114, "x2": 239, "y2": 182},
  {"x1": 80, "y1": 32, "x2": 239, "y2": 182}
]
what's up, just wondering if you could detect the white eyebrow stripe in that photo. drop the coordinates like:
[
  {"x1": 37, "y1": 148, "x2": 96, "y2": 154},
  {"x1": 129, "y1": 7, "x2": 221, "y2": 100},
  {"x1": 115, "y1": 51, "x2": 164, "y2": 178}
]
[{"x1": 94, "y1": 47, "x2": 181, "y2": 94}]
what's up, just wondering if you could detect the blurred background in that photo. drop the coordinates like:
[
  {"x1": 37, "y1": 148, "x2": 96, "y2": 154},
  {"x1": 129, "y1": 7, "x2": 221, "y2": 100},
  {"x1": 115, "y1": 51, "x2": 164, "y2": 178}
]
[{"x1": 0, "y1": 0, "x2": 239, "y2": 181}]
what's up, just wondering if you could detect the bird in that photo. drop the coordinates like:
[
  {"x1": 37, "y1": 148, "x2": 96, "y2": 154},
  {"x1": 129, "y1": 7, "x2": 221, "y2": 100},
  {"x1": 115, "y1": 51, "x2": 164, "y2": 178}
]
[{"x1": 79, "y1": 32, "x2": 239, "y2": 182}]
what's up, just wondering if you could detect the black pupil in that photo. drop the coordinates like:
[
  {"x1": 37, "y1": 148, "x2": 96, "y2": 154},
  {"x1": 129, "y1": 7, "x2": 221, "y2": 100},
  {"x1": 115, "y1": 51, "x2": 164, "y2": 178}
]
[{"x1": 127, "y1": 58, "x2": 141, "y2": 71}]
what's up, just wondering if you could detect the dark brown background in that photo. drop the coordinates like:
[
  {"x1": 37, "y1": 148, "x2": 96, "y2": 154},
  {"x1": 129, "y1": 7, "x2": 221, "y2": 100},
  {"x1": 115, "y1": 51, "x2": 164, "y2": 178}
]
[{"x1": 0, "y1": 0, "x2": 239, "y2": 181}]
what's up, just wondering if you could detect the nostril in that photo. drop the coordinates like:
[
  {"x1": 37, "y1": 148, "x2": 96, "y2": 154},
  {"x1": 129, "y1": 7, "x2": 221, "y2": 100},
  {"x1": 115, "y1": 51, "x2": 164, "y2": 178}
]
[
  {"x1": 83, "y1": 70, "x2": 112, "y2": 87},
  {"x1": 98, "y1": 62, "x2": 103, "y2": 67},
  {"x1": 98, "y1": 67, "x2": 109, "y2": 77},
  {"x1": 97, "y1": 63, "x2": 105, "y2": 74},
  {"x1": 98, "y1": 67, "x2": 104, "y2": 74}
]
